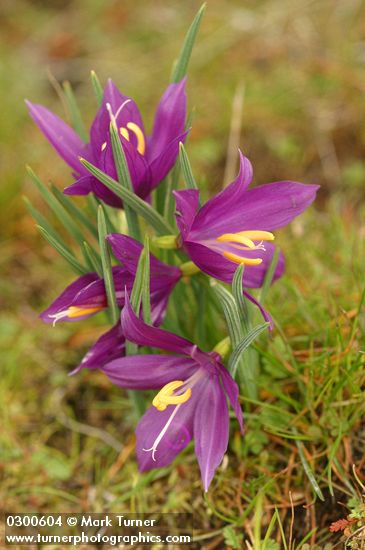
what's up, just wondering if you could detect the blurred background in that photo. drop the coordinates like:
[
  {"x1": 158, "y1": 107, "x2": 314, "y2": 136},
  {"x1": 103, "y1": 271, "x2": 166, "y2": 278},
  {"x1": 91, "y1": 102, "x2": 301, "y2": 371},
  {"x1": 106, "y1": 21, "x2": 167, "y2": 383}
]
[{"x1": 1, "y1": 0, "x2": 365, "y2": 546}]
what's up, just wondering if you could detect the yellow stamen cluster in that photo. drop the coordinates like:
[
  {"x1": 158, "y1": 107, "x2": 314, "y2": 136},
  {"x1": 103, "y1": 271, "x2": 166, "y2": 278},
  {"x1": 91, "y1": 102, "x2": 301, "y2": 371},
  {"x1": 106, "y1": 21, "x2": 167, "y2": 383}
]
[
  {"x1": 67, "y1": 305, "x2": 104, "y2": 318},
  {"x1": 152, "y1": 380, "x2": 192, "y2": 412},
  {"x1": 217, "y1": 230, "x2": 275, "y2": 266},
  {"x1": 101, "y1": 123, "x2": 145, "y2": 154}
]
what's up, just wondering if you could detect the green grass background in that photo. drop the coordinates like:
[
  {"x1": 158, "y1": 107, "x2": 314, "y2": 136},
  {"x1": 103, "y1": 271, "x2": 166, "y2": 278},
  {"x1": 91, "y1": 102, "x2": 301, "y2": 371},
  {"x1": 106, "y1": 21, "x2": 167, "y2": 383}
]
[{"x1": 1, "y1": 0, "x2": 365, "y2": 548}]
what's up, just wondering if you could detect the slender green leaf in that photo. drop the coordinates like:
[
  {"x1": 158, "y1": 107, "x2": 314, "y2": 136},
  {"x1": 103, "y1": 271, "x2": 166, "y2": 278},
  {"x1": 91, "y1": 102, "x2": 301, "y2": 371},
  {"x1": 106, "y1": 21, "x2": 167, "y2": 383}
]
[
  {"x1": 87, "y1": 194, "x2": 100, "y2": 217},
  {"x1": 51, "y1": 185, "x2": 98, "y2": 239},
  {"x1": 126, "y1": 244, "x2": 151, "y2": 418},
  {"x1": 228, "y1": 323, "x2": 269, "y2": 377},
  {"x1": 141, "y1": 237, "x2": 151, "y2": 325},
  {"x1": 27, "y1": 167, "x2": 87, "y2": 247},
  {"x1": 130, "y1": 246, "x2": 148, "y2": 314},
  {"x1": 82, "y1": 241, "x2": 103, "y2": 277},
  {"x1": 24, "y1": 197, "x2": 68, "y2": 247},
  {"x1": 232, "y1": 264, "x2": 249, "y2": 331},
  {"x1": 91, "y1": 70, "x2": 103, "y2": 105},
  {"x1": 211, "y1": 282, "x2": 243, "y2": 348},
  {"x1": 62, "y1": 81, "x2": 88, "y2": 142},
  {"x1": 109, "y1": 122, "x2": 141, "y2": 239},
  {"x1": 179, "y1": 142, "x2": 198, "y2": 189},
  {"x1": 232, "y1": 265, "x2": 260, "y2": 398},
  {"x1": 37, "y1": 226, "x2": 87, "y2": 275},
  {"x1": 171, "y1": 3, "x2": 206, "y2": 83},
  {"x1": 97, "y1": 206, "x2": 119, "y2": 324},
  {"x1": 80, "y1": 159, "x2": 174, "y2": 235}
]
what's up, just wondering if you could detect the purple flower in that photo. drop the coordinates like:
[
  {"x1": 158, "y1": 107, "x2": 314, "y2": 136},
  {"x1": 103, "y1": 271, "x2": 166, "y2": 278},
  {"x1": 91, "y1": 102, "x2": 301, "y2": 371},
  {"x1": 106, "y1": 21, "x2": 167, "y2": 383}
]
[
  {"x1": 41, "y1": 234, "x2": 182, "y2": 371},
  {"x1": 26, "y1": 79, "x2": 188, "y2": 207},
  {"x1": 102, "y1": 294, "x2": 244, "y2": 491},
  {"x1": 174, "y1": 151, "x2": 319, "y2": 288}
]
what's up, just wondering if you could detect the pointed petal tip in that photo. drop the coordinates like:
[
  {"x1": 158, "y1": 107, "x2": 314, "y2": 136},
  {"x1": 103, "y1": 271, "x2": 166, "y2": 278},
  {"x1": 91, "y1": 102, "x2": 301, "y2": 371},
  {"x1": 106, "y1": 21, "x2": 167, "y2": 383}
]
[{"x1": 68, "y1": 365, "x2": 82, "y2": 376}]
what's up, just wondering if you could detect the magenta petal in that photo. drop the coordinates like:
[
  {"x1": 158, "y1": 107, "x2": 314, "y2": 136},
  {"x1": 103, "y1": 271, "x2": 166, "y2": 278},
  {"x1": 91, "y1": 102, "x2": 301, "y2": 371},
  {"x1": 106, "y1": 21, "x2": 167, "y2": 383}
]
[
  {"x1": 65, "y1": 175, "x2": 123, "y2": 208},
  {"x1": 122, "y1": 293, "x2": 194, "y2": 354},
  {"x1": 148, "y1": 79, "x2": 187, "y2": 162},
  {"x1": 182, "y1": 241, "x2": 236, "y2": 283},
  {"x1": 194, "y1": 180, "x2": 319, "y2": 239},
  {"x1": 90, "y1": 79, "x2": 145, "y2": 158},
  {"x1": 174, "y1": 189, "x2": 200, "y2": 240},
  {"x1": 26, "y1": 101, "x2": 89, "y2": 176},
  {"x1": 227, "y1": 181, "x2": 320, "y2": 234},
  {"x1": 189, "y1": 151, "x2": 253, "y2": 239},
  {"x1": 194, "y1": 374, "x2": 229, "y2": 491},
  {"x1": 40, "y1": 272, "x2": 101, "y2": 324},
  {"x1": 90, "y1": 176, "x2": 123, "y2": 208},
  {"x1": 102, "y1": 355, "x2": 196, "y2": 390},
  {"x1": 183, "y1": 240, "x2": 284, "y2": 288},
  {"x1": 107, "y1": 234, "x2": 181, "y2": 281},
  {"x1": 242, "y1": 290, "x2": 274, "y2": 329},
  {"x1": 64, "y1": 176, "x2": 94, "y2": 196},
  {"x1": 149, "y1": 130, "x2": 189, "y2": 189},
  {"x1": 100, "y1": 135, "x2": 151, "y2": 198},
  {"x1": 219, "y1": 367, "x2": 244, "y2": 433},
  {"x1": 136, "y1": 400, "x2": 194, "y2": 471},
  {"x1": 71, "y1": 323, "x2": 125, "y2": 374}
]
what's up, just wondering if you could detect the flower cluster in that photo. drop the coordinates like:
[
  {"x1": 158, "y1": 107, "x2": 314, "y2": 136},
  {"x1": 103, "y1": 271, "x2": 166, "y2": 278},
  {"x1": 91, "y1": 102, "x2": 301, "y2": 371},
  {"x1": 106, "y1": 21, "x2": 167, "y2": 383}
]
[{"x1": 28, "y1": 69, "x2": 318, "y2": 490}]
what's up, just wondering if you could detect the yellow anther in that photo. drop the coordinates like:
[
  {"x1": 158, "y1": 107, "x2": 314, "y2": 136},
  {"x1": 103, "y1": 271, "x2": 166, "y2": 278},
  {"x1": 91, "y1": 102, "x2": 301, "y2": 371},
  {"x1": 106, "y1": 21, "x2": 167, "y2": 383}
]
[
  {"x1": 217, "y1": 233, "x2": 256, "y2": 249},
  {"x1": 101, "y1": 141, "x2": 107, "y2": 151},
  {"x1": 120, "y1": 127, "x2": 130, "y2": 141},
  {"x1": 237, "y1": 230, "x2": 275, "y2": 241},
  {"x1": 126, "y1": 122, "x2": 146, "y2": 155},
  {"x1": 223, "y1": 252, "x2": 263, "y2": 266},
  {"x1": 152, "y1": 380, "x2": 192, "y2": 411},
  {"x1": 67, "y1": 305, "x2": 104, "y2": 318}
]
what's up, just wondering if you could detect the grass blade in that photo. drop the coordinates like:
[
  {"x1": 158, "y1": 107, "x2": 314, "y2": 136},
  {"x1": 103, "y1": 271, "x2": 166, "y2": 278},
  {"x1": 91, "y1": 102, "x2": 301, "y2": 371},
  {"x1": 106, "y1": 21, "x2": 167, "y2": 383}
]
[
  {"x1": 259, "y1": 247, "x2": 280, "y2": 304},
  {"x1": 97, "y1": 205, "x2": 119, "y2": 325},
  {"x1": 295, "y1": 438, "x2": 325, "y2": 501},
  {"x1": 171, "y1": 3, "x2": 206, "y2": 83}
]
